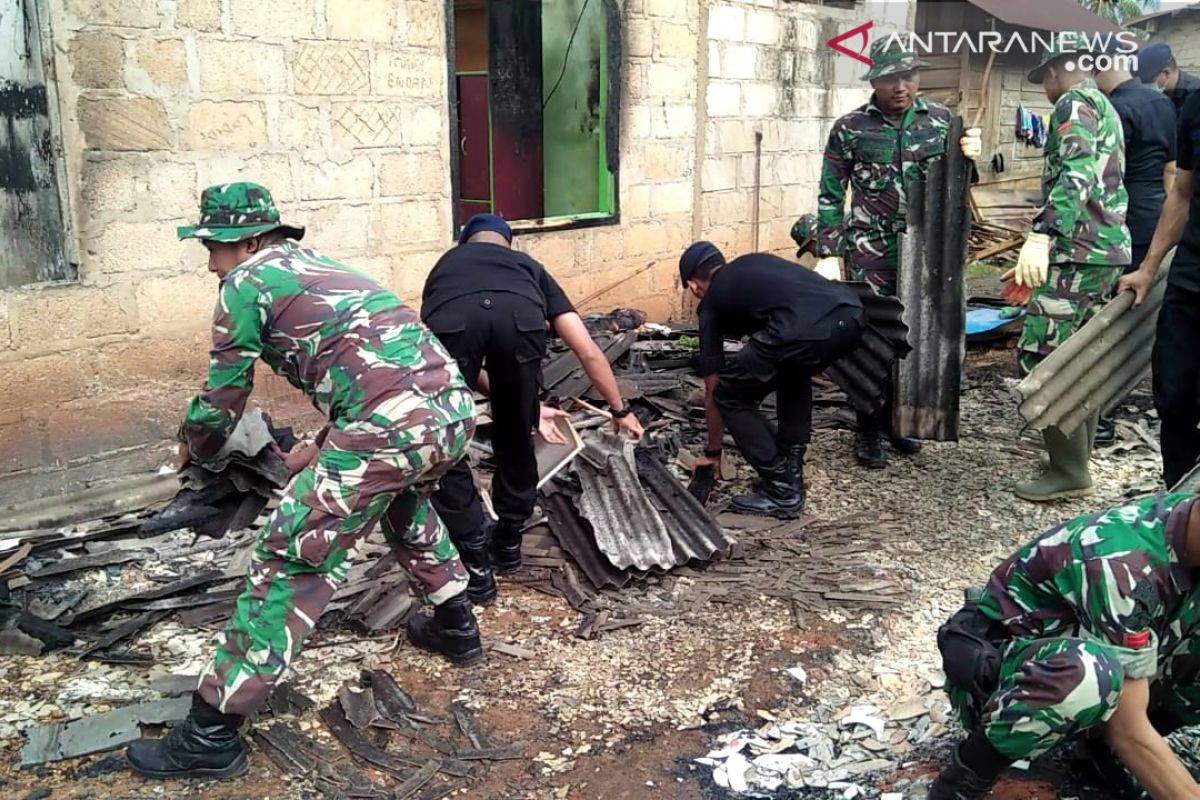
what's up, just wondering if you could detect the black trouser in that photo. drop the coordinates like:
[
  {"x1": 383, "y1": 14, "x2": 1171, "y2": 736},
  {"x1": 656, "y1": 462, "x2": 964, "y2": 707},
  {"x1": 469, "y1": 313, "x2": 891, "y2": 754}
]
[
  {"x1": 714, "y1": 307, "x2": 864, "y2": 474},
  {"x1": 1153, "y1": 282, "x2": 1200, "y2": 487},
  {"x1": 425, "y1": 292, "x2": 545, "y2": 535}
]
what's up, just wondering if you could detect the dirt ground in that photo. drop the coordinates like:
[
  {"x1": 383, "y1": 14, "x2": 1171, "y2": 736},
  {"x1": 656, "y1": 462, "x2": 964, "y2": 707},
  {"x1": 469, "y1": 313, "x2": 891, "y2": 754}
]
[{"x1": 0, "y1": 345, "x2": 1164, "y2": 800}]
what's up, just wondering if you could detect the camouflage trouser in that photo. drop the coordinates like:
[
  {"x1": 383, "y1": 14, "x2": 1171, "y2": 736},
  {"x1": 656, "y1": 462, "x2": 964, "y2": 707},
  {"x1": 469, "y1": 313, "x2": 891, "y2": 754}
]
[
  {"x1": 848, "y1": 264, "x2": 898, "y2": 297},
  {"x1": 1017, "y1": 264, "x2": 1123, "y2": 375},
  {"x1": 198, "y1": 415, "x2": 474, "y2": 717},
  {"x1": 949, "y1": 631, "x2": 1200, "y2": 762}
]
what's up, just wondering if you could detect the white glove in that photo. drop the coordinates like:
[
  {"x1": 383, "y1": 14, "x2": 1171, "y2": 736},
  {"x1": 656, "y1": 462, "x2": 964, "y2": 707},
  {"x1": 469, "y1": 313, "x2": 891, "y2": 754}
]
[
  {"x1": 1014, "y1": 232, "x2": 1052, "y2": 288},
  {"x1": 813, "y1": 256, "x2": 842, "y2": 282},
  {"x1": 960, "y1": 127, "x2": 982, "y2": 159}
]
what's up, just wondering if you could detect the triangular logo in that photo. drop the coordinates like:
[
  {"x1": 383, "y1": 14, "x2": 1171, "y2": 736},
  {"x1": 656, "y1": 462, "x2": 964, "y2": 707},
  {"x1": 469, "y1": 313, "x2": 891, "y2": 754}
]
[{"x1": 828, "y1": 21, "x2": 874, "y2": 67}]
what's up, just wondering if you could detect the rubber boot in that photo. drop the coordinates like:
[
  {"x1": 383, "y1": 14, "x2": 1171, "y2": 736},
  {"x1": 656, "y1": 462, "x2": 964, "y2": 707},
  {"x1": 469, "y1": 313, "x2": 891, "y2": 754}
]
[
  {"x1": 1014, "y1": 424, "x2": 1094, "y2": 502},
  {"x1": 406, "y1": 592, "x2": 484, "y2": 666},
  {"x1": 855, "y1": 432, "x2": 887, "y2": 469},
  {"x1": 126, "y1": 692, "x2": 248, "y2": 780},
  {"x1": 928, "y1": 734, "x2": 1010, "y2": 800},
  {"x1": 732, "y1": 459, "x2": 804, "y2": 519},
  {"x1": 455, "y1": 527, "x2": 496, "y2": 606},
  {"x1": 490, "y1": 521, "x2": 523, "y2": 575}
]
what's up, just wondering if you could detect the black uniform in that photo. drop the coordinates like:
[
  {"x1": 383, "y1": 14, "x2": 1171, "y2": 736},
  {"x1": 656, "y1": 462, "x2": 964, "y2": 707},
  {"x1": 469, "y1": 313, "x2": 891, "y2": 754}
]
[
  {"x1": 1171, "y1": 71, "x2": 1200, "y2": 114},
  {"x1": 1107, "y1": 78, "x2": 1178, "y2": 271},
  {"x1": 422, "y1": 243, "x2": 574, "y2": 535},
  {"x1": 697, "y1": 253, "x2": 864, "y2": 473},
  {"x1": 1154, "y1": 92, "x2": 1200, "y2": 486}
]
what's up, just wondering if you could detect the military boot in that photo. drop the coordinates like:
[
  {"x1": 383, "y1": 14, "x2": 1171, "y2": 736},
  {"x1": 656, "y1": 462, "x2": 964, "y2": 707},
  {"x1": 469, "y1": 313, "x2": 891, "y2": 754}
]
[
  {"x1": 490, "y1": 521, "x2": 523, "y2": 575},
  {"x1": 928, "y1": 736, "x2": 1009, "y2": 800},
  {"x1": 407, "y1": 593, "x2": 484, "y2": 666},
  {"x1": 126, "y1": 692, "x2": 248, "y2": 780},
  {"x1": 732, "y1": 459, "x2": 804, "y2": 519},
  {"x1": 784, "y1": 443, "x2": 806, "y2": 491},
  {"x1": 1095, "y1": 416, "x2": 1116, "y2": 448},
  {"x1": 889, "y1": 435, "x2": 922, "y2": 456},
  {"x1": 1015, "y1": 424, "x2": 1094, "y2": 502},
  {"x1": 855, "y1": 432, "x2": 887, "y2": 469},
  {"x1": 455, "y1": 527, "x2": 497, "y2": 605}
]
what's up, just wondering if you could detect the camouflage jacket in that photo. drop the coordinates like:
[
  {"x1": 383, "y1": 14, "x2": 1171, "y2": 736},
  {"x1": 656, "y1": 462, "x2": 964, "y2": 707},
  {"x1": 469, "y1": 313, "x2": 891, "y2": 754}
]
[
  {"x1": 979, "y1": 494, "x2": 1200, "y2": 679},
  {"x1": 182, "y1": 242, "x2": 472, "y2": 462},
  {"x1": 817, "y1": 95, "x2": 956, "y2": 273},
  {"x1": 1032, "y1": 79, "x2": 1132, "y2": 267}
]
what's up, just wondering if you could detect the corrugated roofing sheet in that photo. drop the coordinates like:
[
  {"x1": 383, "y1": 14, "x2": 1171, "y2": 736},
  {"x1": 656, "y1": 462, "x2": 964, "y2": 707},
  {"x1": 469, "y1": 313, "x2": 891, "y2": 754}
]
[
  {"x1": 825, "y1": 282, "x2": 911, "y2": 416},
  {"x1": 1017, "y1": 252, "x2": 1174, "y2": 436},
  {"x1": 895, "y1": 116, "x2": 971, "y2": 441},
  {"x1": 634, "y1": 449, "x2": 734, "y2": 564},
  {"x1": 540, "y1": 490, "x2": 636, "y2": 589},
  {"x1": 966, "y1": 0, "x2": 1121, "y2": 34}
]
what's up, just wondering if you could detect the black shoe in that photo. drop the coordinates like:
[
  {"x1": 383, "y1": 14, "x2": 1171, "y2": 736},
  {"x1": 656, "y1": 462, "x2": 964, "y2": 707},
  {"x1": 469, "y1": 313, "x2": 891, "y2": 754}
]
[
  {"x1": 732, "y1": 461, "x2": 804, "y2": 519},
  {"x1": 491, "y1": 521, "x2": 523, "y2": 575},
  {"x1": 407, "y1": 593, "x2": 484, "y2": 666},
  {"x1": 455, "y1": 527, "x2": 497, "y2": 605},
  {"x1": 783, "y1": 444, "x2": 806, "y2": 491},
  {"x1": 928, "y1": 736, "x2": 1008, "y2": 800},
  {"x1": 856, "y1": 434, "x2": 887, "y2": 469},
  {"x1": 1095, "y1": 416, "x2": 1116, "y2": 448},
  {"x1": 889, "y1": 435, "x2": 922, "y2": 456},
  {"x1": 126, "y1": 693, "x2": 248, "y2": 780}
]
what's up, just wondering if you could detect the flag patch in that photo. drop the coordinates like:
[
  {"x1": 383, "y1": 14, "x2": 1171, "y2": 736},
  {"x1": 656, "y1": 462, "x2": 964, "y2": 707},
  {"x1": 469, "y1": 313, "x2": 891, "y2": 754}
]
[{"x1": 1124, "y1": 630, "x2": 1151, "y2": 648}]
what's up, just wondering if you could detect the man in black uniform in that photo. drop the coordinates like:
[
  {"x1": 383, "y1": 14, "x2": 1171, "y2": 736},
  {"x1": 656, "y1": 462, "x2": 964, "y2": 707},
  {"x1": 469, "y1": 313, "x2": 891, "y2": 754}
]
[
  {"x1": 1094, "y1": 53, "x2": 1178, "y2": 446},
  {"x1": 1137, "y1": 42, "x2": 1200, "y2": 114},
  {"x1": 681, "y1": 242, "x2": 864, "y2": 518},
  {"x1": 423, "y1": 214, "x2": 643, "y2": 603},
  {"x1": 1119, "y1": 92, "x2": 1200, "y2": 488}
]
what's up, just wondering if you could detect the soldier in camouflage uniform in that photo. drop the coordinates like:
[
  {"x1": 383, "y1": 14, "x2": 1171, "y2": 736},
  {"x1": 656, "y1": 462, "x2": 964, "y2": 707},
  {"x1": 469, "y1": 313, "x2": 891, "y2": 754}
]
[
  {"x1": 932, "y1": 493, "x2": 1200, "y2": 799},
  {"x1": 127, "y1": 183, "x2": 481, "y2": 782},
  {"x1": 817, "y1": 37, "x2": 982, "y2": 468},
  {"x1": 790, "y1": 213, "x2": 843, "y2": 281},
  {"x1": 1011, "y1": 40, "x2": 1132, "y2": 503}
]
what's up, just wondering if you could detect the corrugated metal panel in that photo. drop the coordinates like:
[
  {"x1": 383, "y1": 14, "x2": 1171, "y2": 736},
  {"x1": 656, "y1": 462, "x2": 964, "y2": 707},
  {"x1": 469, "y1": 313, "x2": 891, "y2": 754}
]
[
  {"x1": 542, "y1": 332, "x2": 634, "y2": 400},
  {"x1": 1173, "y1": 465, "x2": 1200, "y2": 494},
  {"x1": 573, "y1": 437, "x2": 675, "y2": 571},
  {"x1": 1017, "y1": 252, "x2": 1174, "y2": 436},
  {"x1": 825, "y1": 282, "x2": 911, "y2": 416},
  {"x1": 634, "y1": 450, "x2": 734, "y2": 564},
  {"x1": 966, "y1": 0, "x2": 1121, "y2": 34},
  {"x1": 540, "y1": 490, "x2": 635, "y2": 589},
  {"x1": 896, "y1": 116, "x2": 971, "y2": 441}
]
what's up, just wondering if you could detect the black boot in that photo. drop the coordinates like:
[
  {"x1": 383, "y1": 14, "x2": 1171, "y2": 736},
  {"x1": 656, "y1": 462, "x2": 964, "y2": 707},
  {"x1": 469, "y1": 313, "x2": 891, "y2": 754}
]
[
  {"x1": 731, "y1": 460, "x2": 804, "y2": 519},
  {"x1": 856, "y1": 432, "x2": 887, "y2": 469},
  {"x1": 407, "y1": 592, "x2": 484, "y2": 666},
  {"x1": 784, "y1": 444, "x2": 806, "y2": 491},
  {"x1": 126, "y1": 692, "x2": 248, "y2": 780},
  {"x1": 928, "y1": 735, "x2": 1010, "y2": 800},
  {"x1": 455, "y1": 527, "x2": 497, "y2": 605},
  {"x1": 1095, "y1": 416, "x2": 1116, "y2": 448},
  {"x1": 490, "y1": 521, "x2": 523, "y2": 575},
  {"x1": 889, "y1": 435, "x2": 922, "y2": 456}
]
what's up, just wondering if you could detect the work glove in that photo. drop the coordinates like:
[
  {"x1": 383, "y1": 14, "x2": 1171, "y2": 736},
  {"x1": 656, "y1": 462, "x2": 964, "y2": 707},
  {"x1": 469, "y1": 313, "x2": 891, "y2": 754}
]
[
  {"x1": 959, "y1": 127, "x2": 982, "y2": 159},
  {"x1": 1014, "y1": 232, "x2": 1052, "y2": 288},
  {"x1": 813, "y1": 256, "x2": 843, "y2": 282}
]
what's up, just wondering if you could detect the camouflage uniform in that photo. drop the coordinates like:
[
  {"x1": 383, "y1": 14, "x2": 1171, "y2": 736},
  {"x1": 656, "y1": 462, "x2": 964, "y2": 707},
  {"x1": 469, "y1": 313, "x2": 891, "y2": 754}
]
[
  {"x1": 946, "y1": 494, "x2": 1200, "y2": 761},
  {"x1": 1017, "y1": 78, "x2": 1132, "y2": 374},
  {"x1": 178, "y1": 184, "x2": 475, "y2": 717},
  {"x1": 817, "y1": 41, "x2": 955, "y2": 297}
]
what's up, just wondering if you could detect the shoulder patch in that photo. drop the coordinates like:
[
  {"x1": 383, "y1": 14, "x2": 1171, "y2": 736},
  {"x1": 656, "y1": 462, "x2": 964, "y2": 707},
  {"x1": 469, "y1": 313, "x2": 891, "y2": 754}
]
[{"x1": 1057, "y1": 121, "x2": 1074, "y2": 136}]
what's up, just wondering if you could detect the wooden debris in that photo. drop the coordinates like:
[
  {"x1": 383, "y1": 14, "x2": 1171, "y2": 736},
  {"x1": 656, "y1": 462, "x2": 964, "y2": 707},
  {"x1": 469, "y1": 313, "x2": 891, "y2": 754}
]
[
  {"x1": 69, "y1": 571, "x2": 230, "y2": 626},
  {"x1": 393, "y1": 759, "x2": 440, "y2": 799},
  {"x1": 488, "y1": 641, "x2": 534, "y2": 660},
  {"x1": 320, "y1": 701, "x2": 473, "y2": 779},
  {"x1": 27, "y1": 550, "x2": 149, "y2": 579},
  {"x1": 80, "y1": 611, "x2": 164, "y2": 658}
]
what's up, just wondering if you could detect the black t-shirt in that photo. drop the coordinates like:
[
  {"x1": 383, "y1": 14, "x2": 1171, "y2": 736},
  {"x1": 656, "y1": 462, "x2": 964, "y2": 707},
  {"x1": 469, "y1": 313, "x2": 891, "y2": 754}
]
[
  {"x1": 1171, "y1": 91, "x2": 1200, "y2": 290},
  {"x1": 696, "y1": 253, "x2": 862, "y2": 376},
  {"x1": 1108, "y1": 78, "x2": 1177, "y2": 247},
  {"x1": 421, "y1": 243, "x2": 575, "y2": 321}
]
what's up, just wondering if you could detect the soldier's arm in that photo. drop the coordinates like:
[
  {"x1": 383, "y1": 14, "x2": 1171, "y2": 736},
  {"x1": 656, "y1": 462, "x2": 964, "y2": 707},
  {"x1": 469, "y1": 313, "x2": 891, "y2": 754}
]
[
  {"x1": 816, "y1": 122, "x2": 852, "y2": 258},
  {"x1": 181, "y1": 275, "x2": 264, "y2": 461},
  {"x1": 1032, "y1": 100, "x2": 1101, "y2": 245},
  {"x1": 1106, "y1": 677, "x2": 1200, "y2": 799}
]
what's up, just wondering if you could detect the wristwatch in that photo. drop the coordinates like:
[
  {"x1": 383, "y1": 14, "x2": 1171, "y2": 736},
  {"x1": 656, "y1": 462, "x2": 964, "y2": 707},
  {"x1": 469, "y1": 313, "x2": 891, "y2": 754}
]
[{"x1": 612, "y1": 405, "x2": 633, "y2": 419}]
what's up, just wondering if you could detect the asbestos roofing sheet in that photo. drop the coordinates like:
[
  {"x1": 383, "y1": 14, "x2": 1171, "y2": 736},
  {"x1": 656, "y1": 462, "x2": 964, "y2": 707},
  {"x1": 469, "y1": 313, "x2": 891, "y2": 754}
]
[
  {"x1": 539, "y1": 490, "x2": 634, "y2": 590},
  {"x1": 1017, "y1": 252, "x2": 1174, "y2": 436},
  {"x1": 634, "y1": 450, "x2": 734, "y2": 565},
  {"x1": 824, "y1": 283, "x2": 910, "y2": 417}
]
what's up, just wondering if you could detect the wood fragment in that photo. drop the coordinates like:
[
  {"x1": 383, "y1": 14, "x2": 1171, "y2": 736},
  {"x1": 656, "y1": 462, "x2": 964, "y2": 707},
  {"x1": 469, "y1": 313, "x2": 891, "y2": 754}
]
[
  {"x1": 0, "y1": 542, "x2": 32, "y2": 576},
  {"x1": 27, "y1": 549, "x2": 149, "y2": 579},
  {"x1": 454, "y1": 744, "x2": 524, "y2": 761},
  {"x1": 70, "y1": 571, "x2": 230, "y2": 626},
  {"x1": 488, "y1": 641, "x2": 534, "y2": 659},
  {"x1": 80, "y1": 611, "x2": 164, "y2": 658},
  {"x1": 321, "y1": 702, "x2": 473, "y2": 778},
  {"x1": 394, "y1": 760, "x2": 440, "y2": 799}
]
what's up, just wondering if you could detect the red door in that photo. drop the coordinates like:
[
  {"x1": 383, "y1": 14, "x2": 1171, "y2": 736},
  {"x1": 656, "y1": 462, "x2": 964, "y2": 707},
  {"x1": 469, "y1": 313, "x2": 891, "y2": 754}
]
[{"x1": 456, "y1": 74, "x2": 491, "y2": 221}]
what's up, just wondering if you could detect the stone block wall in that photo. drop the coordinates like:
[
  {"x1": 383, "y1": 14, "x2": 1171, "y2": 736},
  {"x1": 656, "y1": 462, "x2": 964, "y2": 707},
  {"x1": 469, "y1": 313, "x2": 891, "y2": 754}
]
[{"x1": 0, "y1": 0, "x2": 916, "y2": 496}]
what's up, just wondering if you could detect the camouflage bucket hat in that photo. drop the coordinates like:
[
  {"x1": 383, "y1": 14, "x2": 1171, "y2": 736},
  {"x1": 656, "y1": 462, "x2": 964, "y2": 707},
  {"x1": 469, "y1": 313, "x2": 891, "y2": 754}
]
[
  {"x1": 177, "y1": 182, "x2": 305, "y2": 243},
  {"x1": 1028, "y1": 35, "x2": 1094, "y2": 85},
  {"x1": 863, "y1": 38, "x2": 929, "y2": 82},
  {"x1": 790, "y1": 214, "x2": 817, "y2": 249}
]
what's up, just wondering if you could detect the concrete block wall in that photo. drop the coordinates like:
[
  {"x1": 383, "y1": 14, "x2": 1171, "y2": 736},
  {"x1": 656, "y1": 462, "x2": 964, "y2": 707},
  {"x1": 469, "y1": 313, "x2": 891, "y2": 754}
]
[
  {"x1": 699, "y1": 0, "x2": 913, "y2": 260},
  {"x1": 0, "y1": 0, "x2": 917, "y2": 495}
]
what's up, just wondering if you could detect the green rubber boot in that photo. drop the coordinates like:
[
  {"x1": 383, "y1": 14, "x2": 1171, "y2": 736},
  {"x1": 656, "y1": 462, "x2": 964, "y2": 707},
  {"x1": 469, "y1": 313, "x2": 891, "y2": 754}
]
[{"x1": 1015, "y1": 424, "x2": 1094, "y2": 503}]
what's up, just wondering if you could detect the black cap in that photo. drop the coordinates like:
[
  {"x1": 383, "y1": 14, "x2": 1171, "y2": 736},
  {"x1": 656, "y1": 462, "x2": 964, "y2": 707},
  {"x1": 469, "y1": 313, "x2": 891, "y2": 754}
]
[
  {"x1": 1136, "y1": 42, "x2": 1173, "y2": 82},
  {"x1": 458, "y1": 213, "x2": 512, "y2": 245},
  {"x1": 679, "y1": 241, "x2": 724, "y2": 287}
]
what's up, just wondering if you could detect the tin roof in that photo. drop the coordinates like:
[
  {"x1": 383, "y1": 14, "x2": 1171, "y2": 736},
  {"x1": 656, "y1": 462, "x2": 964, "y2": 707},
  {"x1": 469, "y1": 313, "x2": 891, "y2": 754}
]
[{"x1": 965, "y1": 0, "x2": 1122, "y2": 34}]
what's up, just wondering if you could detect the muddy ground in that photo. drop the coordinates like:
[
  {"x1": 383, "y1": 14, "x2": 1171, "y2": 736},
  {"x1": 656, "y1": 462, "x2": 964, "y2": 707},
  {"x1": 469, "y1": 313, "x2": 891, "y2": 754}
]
[{"x1": 0, "y1": 346, "x2": 1164, "y2": 800}]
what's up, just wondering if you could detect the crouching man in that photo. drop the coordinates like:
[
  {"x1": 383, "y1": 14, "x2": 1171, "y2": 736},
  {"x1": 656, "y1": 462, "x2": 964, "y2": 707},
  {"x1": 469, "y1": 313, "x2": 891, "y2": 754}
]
[
  {"x1": 681, "y1": 242, "x2": 864, "y2": 518},
  {"x1": 126, "y1": 183, "x2": 480, "y2": 780},
  {"x1": 932, "y1": 493, "x2": 1200, "y2": 799}
]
